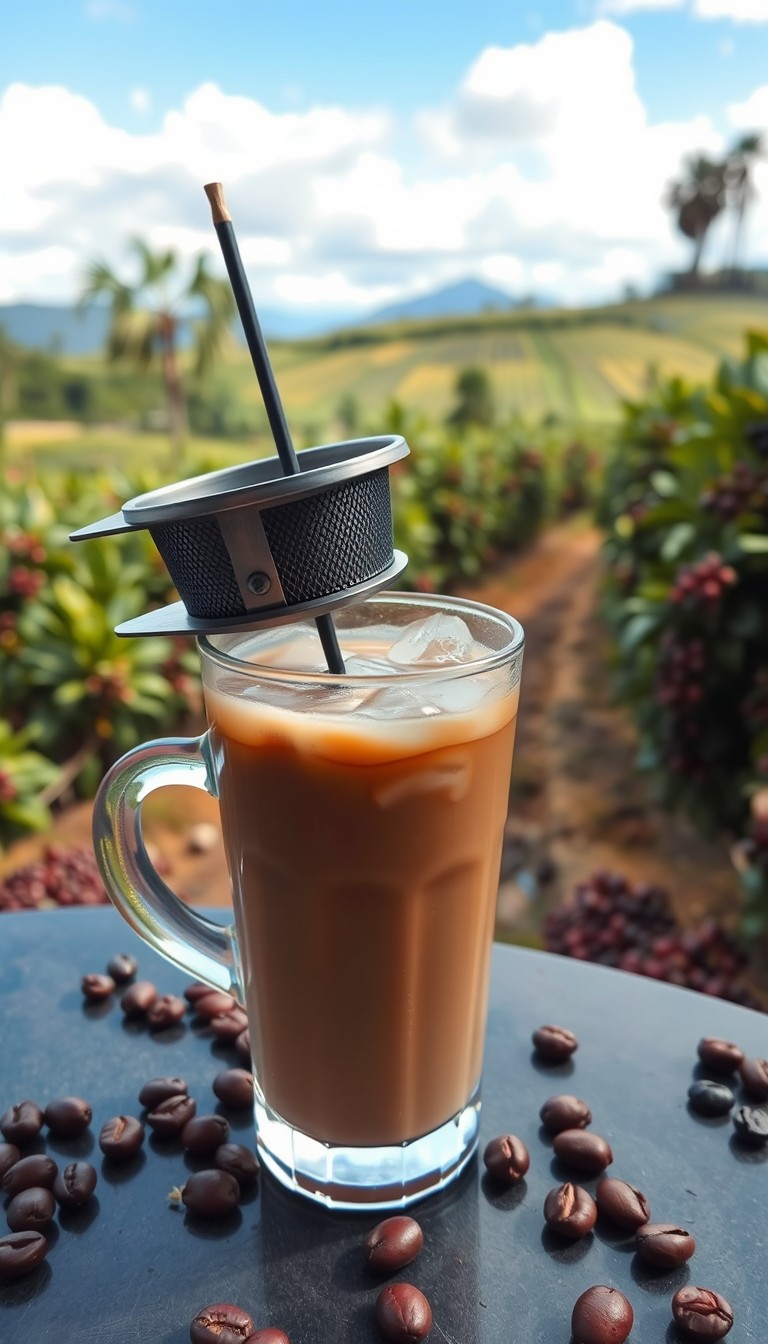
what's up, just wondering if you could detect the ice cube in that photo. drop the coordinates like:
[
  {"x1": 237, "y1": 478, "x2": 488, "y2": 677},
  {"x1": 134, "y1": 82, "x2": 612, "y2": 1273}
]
[
  {"x1": 343, "y1": 654, "x2": 398, "y2": 678},
  {"x1": 357, "y1": 684, "x2": 425, "y2": 719},
  {"x1": 388, "y1": 613, "x2": 475, "y2": 667}
]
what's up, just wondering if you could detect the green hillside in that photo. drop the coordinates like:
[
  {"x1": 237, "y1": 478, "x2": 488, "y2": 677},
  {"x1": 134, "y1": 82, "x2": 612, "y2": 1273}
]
[
  {"x1": 10, "y1": 292, "x2": 768, "y2": 471},
  {"x1": 232, "y1": 291, "x2": 768, "y2": 433}
]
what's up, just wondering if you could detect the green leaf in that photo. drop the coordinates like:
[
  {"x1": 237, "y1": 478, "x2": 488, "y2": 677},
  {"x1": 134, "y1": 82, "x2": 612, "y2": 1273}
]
[
  {"x1": 737, "y1": 534, "x2": 768, "y2": 554},
  {"x1": 745, "y1": 329, "x2": 768, "y2": 359},
  {"x1": 650, "y1": 470, "x2": 678, "y2": 498},
  {"x1": 1, "y1": 799, "x2": 52, "y2": 832},
  {"x1": 53, "y1": 680, "x2": 88, "y2": 706},
  {"x1": 620, "y1": 613, "x2": 660, "y2": 651},
  {"x1": 661, "y1": 522, "x2": 695, "y2": 562}
]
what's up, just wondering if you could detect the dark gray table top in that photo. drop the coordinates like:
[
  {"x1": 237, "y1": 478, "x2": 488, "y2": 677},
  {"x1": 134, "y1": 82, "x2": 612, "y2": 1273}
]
[{"x1": 0, "y1": 907, "x2": 765, "y2": 1343}]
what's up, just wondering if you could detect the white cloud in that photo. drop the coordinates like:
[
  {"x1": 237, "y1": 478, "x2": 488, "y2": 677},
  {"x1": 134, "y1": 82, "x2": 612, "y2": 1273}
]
[
  {"x1": 598, "y1": 0, "x2": 681, "y2": 13},
  {"x1": 693, "y1": 0, "x2": 768, "y2": 17},
  {"x1": 728, "y1": 84, "x2": 768, "y2": 126},
  {"x1": 0, "y1": 246, "x2": 76, "y2": 304},
  {"x1": 0, "y1": 23, "x2": 766, "y2": 313},
  {"x1": 129, "y1": 88, "x2": 151, "y2": 114},
  {"x1": 600, "y1": 0, "x2": 768, "y2": 15}
]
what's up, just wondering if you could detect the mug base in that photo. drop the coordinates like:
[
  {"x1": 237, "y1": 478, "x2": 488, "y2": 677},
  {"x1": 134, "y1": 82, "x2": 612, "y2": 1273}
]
[{"x1": 254, "y1": 1087, "x2": 481, "y2": 1211}]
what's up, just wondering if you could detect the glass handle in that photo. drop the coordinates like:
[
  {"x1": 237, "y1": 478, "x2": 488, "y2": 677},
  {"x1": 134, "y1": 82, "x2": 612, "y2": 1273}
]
[{"x1": 92, "y1": 735, "x2": 241, "y2": 999}]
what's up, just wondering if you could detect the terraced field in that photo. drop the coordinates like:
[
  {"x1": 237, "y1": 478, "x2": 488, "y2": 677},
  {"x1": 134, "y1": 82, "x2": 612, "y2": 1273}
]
[
  {"x1": 229, "y1": 291, "x2": 768, "y2": 434},
  {"x1": 11, "y1": 292, "x2": 768, "y2": 469}
]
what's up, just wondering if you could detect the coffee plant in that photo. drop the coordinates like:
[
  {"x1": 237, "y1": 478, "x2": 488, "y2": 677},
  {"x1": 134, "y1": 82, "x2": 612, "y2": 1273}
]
[
  {"x1": 388, "y1": 407, "x2": 549, "y2": 591},
  {"x1": 0, "y1": 844, "x2": 109, "y2": 911},
  {"x1": 0, "y1": 469, "x2": 201, "y2": 844},
  {"x1": 601, "y1": 333, "x2": 768, "y2": 826},
  {"x1": 545, "y1": 870, "x2": 762, "y2": 1010},
  {"x1": 600, "y1": 331, "x2": 768, "y2": 932},
  {"x1": 0, "y1": 722, "x2": 59, "y2": 844}
]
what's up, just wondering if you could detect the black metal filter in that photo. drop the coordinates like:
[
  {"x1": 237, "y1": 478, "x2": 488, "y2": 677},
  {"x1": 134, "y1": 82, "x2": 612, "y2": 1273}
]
[{"x1": 70, "y1": 435, "x2": 409, "y2": 637}]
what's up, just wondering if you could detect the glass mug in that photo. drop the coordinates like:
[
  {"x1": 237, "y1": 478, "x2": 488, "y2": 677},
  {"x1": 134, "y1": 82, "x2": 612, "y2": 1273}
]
[{"x1": 94, "y1": 593, "x2": 524, "y2": 1209}]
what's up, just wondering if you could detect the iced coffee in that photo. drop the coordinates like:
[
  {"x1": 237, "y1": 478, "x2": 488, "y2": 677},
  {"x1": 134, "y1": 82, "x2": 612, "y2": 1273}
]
[{"x1": 202, "y1": 599, "x2": 521, "y2": 1149}]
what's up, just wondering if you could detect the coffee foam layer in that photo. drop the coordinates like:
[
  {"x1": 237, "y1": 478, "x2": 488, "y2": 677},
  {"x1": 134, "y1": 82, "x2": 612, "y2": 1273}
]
[{"x1": 204, "y1": 630, "x2": 518, "y2": 765}]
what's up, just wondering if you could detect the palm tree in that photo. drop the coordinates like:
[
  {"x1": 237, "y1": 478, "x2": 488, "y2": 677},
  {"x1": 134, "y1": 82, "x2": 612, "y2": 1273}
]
[
  {"x1": 79, "y1": 239, "x2": 235, "y2": 454},
  {"x1": 667, "y1": 155, "x2": 727, "y2": 277},
  {"x1": 725, "y1": 133, "x2": 764, "y2": 276}
]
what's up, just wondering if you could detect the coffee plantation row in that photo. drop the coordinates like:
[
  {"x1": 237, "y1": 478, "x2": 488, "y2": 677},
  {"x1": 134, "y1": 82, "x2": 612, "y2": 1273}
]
[
  {"x1": 600, "y1": 330, "x2": 768, "y2": 935},
  {"x1": 0, "y1": 419, "x2": 586, "y2": 848}
]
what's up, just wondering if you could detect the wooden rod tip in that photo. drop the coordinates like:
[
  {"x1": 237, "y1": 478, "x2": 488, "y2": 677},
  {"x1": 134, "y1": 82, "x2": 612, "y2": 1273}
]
[{"x1": 204, "y1": 182, "x2": 231, "y2": 225}]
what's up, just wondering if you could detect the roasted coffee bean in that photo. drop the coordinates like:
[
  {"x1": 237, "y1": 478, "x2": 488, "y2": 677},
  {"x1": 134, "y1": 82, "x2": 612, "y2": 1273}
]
[
  {"x1": 214, "y1": 1143, "x2": 260, "y2": 1184},
  {"x1": 184, "y1": 982, "x2": 215, "y2": 1006},
  {"x1": 672, "y1": 1286, "x2": 734, "y2": 1339},
  {"x1": 571, "y1": 1285, "x2": 634, "y2": 1344},
  {"x1": 213, "y1": 1069, "x2": 254, "y2": 1109},
  {"x1": 99, "y1": 1115, "x2": 144, "y2": 1159},
  {"x1": 244, "y1": 1332, "x2": 291, "y2": 1344},
  {"x1": 543, "y1": 1182, "x2": 597, "y2": 1240},
  {"x1": 139, "y1": 1076, "x2": 189, "y2": 1108},
  {"x1": 1, "y1": 1100, "x2": 43, "y2": 1145},
  {"x1": 193, "y1": 990, "x2": 238, "y2": 1021},
  {"x1": 0, "y1": 1143, "x2": 20, "y2": 1180},
  {"x1": 182, "y1": 1169, "x2": 240, "y2": 1218},
  {"x1": 697, "y1": 1038, "x2": 744, "y2": 1074},
  {"x1": 146, "y1": 1094, "x2": 196, "y2": 1136},
  {"x1": 376, "y1": 1283, "x2": 433, "y2": 1343},
  {"x1": 553, "y1": 1129, "x2": 613, "y2": 1174},
  {"x1": 235, "y1": 1029, "x2": 251, "y2": 1062},
  {"x1": 0, "y1": 1230, "x2": 48, "y2": 1281},
  {"x1": 106, "y1": 953, "x2": 138, "y2": 982},
  {"x1": 739, "y1": 1056, "x2": 768, "y2": 1101},
  {"x1": 53, "y1": 1161, "x2": 97, "y2": 1208},
  {"x1": 120, "y1": 980, "x2": 158, "y2": 1016},
  {"x1": 209, "y1": 1009, "x2": 250, "y2": 1041},
  {"x1": 182, "y1": 1115, "x2": 230, "y2": 1155},
  {"x1": 483, "y1": 1133, "x2": 530, "y2": 1184},
  {"x1": 364, "y1": 1215, "x2": 424, "y2": 1272},
  {"x1": 595, "y1": 1177, "x2": 650, "y2": 1230},
  {"x1": 539, "y1": 1094, "x2": 591, "y2": 1134},
  {"x1": 6, "y1": 1187, "x2": 56, "y2": 1232},
  {"x1": 635, "y1": 1222, "x2": 696, "y2": 1269},
  {"x1": 190, "y1": 1302, "x2": 254, "y2": 1344},
  {"x1": 732, "y1": 1104, "x2": 768, "y2": 1145},
  {"x1": 44, "y1": 1096, "x2": 92, "y2": 1136},
  {"x1": 147, "y1": 994, "x2": 187, "y2": 1029},
  {"x1": 688, "y1": 1080, "x2": 734, "y2": 1117},
  {"x1": 1, "y1": 1154, "x2": 57, "y2": 1197},
  {"x1": 532, "y1": 1024, "x2": 578, "y2": 1062},
  {"x1": 81, "y1": 973, "x2": 115, "y2": 1001}
]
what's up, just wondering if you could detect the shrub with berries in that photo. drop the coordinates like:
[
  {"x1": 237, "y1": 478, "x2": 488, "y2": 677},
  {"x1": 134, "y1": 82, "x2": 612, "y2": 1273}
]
[
  {"x1": 389, "y1": 407, "x2": 549, "y2": 590},
  {"x1": 0, "y1": 468, "x2": 202, "y2": 846},
  {"x1": 545, "y1": 870, "x2": 762, "y2": 1011},
  {"x1": 0, "y1": 844, "x2": 109, "y2": 911},
  {"x1": 600, "y1": 331, "x2": 768, "y2": 872}
]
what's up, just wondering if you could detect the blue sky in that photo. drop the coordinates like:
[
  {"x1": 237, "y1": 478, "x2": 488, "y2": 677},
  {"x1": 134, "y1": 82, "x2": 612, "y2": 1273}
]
[
  {"x1": 2, "y1": 0, "x2": 768, "y2": 311},
  {"x1": 3, "y1": 0, "x2": 766, "y2": 127}
]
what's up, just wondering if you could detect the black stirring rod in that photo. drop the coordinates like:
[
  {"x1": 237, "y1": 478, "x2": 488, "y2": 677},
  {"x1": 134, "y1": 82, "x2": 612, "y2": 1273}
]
[{"x1": 204, "y1": 182, "x2": 345, "y2": 674}]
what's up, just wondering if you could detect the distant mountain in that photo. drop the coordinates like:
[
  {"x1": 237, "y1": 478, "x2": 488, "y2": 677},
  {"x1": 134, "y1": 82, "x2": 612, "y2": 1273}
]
[
  {"x1": 0, "y1": 280, "x2": 531, "y2": 354},
  {"x1": 362, "y1": 278, "x2": 518, "y2": 326},
  {"x1": 0, "y1": 303, "x2": 113, "y2": 355},
  {"x1": 0, "y1": 301, "x2": 357, "y2": 354}
]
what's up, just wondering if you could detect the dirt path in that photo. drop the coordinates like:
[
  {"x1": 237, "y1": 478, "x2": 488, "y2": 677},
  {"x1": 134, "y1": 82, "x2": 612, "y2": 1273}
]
[{"x1": 463, "y1": 519, "x2": 743, "y2": 948}]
